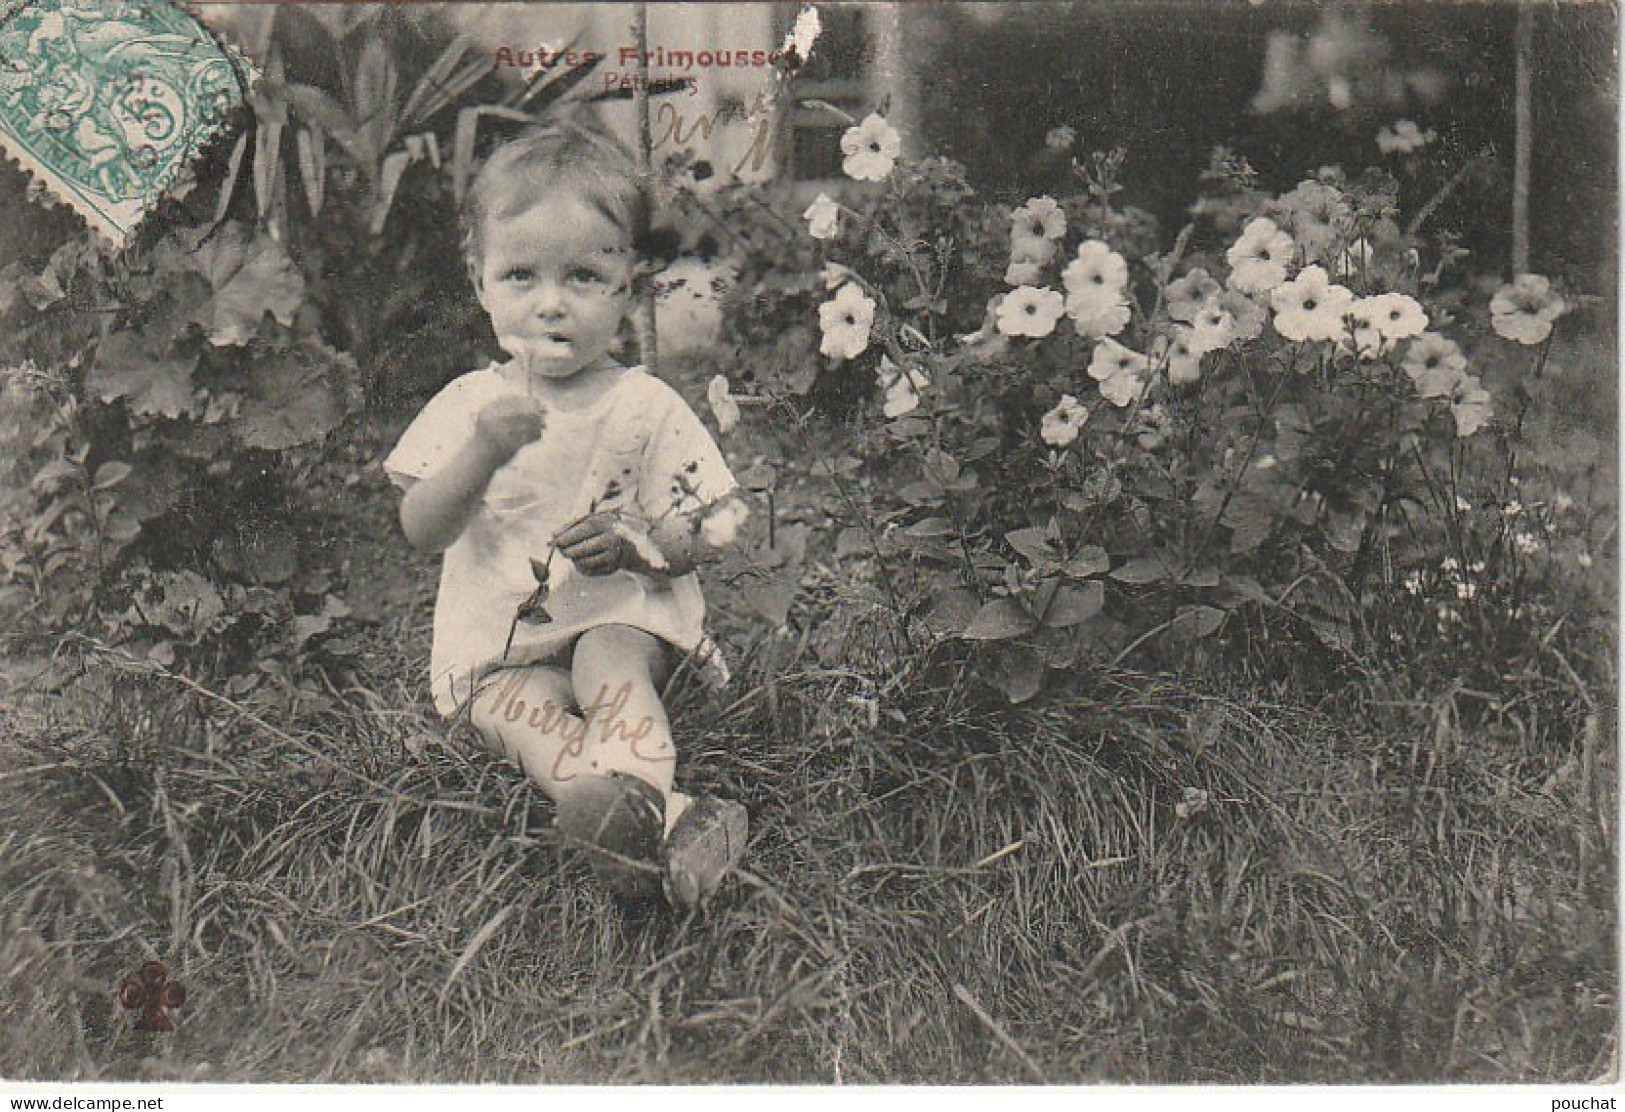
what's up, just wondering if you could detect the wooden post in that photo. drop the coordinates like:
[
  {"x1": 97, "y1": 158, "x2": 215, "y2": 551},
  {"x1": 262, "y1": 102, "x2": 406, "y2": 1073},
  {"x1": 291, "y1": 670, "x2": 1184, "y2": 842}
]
[
  {"x1": 632, "y1": 2, "x2": 659, "y2": 373},
  {"x1": 1512, "y1": 1, "x2": 1533, "y2": 276}
]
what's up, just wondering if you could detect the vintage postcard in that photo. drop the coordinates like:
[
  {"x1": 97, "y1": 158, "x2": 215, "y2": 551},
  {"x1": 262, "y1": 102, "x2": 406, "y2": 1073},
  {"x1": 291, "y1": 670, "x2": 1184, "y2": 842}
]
[{"x1": 0, "y1": 0, "x2": 1616, "y2": 1093}]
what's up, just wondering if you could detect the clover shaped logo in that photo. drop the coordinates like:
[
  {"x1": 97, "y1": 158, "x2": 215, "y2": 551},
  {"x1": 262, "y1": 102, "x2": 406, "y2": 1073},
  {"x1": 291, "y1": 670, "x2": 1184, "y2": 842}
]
[{"x1": 119, "y1": 960, "x2": 186, "y2": 1032}]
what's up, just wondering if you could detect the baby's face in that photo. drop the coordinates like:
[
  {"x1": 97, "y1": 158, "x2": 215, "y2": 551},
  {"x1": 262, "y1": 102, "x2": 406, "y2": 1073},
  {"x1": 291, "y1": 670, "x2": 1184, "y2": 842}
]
[{"x1": 474, "y1": 194, "x2": 633, "y2": 382}]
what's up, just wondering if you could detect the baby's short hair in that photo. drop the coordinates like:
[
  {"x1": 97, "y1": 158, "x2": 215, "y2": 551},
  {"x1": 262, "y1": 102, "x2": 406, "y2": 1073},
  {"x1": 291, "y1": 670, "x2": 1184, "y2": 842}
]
[{"x1": 461, "y1": 121, "x2": 649, "y2": 270}]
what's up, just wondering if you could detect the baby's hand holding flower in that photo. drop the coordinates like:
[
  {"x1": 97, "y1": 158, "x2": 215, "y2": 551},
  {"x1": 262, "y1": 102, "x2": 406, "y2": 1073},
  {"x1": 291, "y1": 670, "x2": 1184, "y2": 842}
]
[
  {"x1": 554, "y1": 512, "x2": 667, "y2": 577},
  {"x1": 475, "y1": 397, "x2": 546, "y2": 465}
]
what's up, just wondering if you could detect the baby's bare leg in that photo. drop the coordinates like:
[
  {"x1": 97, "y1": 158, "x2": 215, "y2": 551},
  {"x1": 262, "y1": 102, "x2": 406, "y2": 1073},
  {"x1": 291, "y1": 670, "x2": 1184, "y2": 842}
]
[
  {"x1": 567, "y1": 625, "x2": 677, "y2": 797},
  {"x1": 467, "y1": 665, "x2": 587, "y2": 795},
  {"x1": 471, "y1": 661, "x2": 666, "y2": 903}
]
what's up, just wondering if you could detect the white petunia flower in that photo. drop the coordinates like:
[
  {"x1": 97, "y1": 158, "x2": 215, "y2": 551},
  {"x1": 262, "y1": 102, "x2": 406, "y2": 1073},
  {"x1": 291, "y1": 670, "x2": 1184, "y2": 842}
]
[
  {"x1": 1490, "y1": 273, "x2": 1567, "y2": 345},
  {"x1": 996, "y1": 285, "x2": 1065, "y2": 339},
  {"x1": 1153, "y1": 327, "x2": 1203, "y2": 385},
  {"x1": 1011, "y1": 196, "x2": 1067, "y2": 242},
  {"x1": 841, "y1": 113, "x2": 901, "y2": 182},
  {"x1": 1188, "y1": 305, "x2": 1238, "y2": 355},
  {"x1": 1066, "y1": 289, "x2": 1132, "y2": 340},
  {"x1": 1226, "y1": 217, "x2": 1295, "y2": 295},
  {"x1": 1270, "y1": 265, "x2": 1354, "y2": 343},
  {"x1": 700, "y1": 498, "x2": 751, "y2": 549},
  {"x1": 707, "y1": 375, "x2": 740, "y2": 434},
  {"x1": 1005, "y1": 234, "x2": 1054, "y2": 286},
  {"x1": 1345, "y1": 297, "x2": 1390, "y2": 359},
  {"x1": 1062, "y1": 240, "x2": 1129, "y2": 300},
  {"x1": 803, "y1": 192, "x2": 840, "y2": 240},
  {"x1": 818, "y1": 282, "x2": 876, "y2": 359},
  {"x1": 877, "y1": 356, "x2": 929, "y2": 418},
  {"x1": 1376, "y1": 119, "x2": 1436, "y2": 155},
  {"x1": 1166, "y1": 268, "x2": 1222, "y2": 323},
  {"x1": 1448, "y1": 374, "x2": 1494, "y2": 438},
  {"x1": 1040, "y1": 393, "x2": 1090, "y2": 448},
  {"x1": 1403, "y1": 332, "x2": 1468, "y2": 397},
  {"x1": 1367, "y1": 292, "x2": 1428, "y2": 343},
  {"x1": 1088, "y1": 338, "x2": 1151, "y2": 408}
]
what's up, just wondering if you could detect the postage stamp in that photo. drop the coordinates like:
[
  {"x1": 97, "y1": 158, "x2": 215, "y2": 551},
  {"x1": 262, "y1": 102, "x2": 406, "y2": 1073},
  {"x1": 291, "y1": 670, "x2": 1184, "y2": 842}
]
[{"x1": 0, "y1": 0, "x2": 253, "y2": 246}]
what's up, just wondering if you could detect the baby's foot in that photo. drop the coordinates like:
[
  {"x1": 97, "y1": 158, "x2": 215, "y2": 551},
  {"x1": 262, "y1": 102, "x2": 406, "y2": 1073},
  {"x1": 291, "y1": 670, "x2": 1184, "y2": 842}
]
[
  {"x1": 662, "y1": 796, "x2": 748, "y2": 911},
  {"x1": 554, "y1": 773, "x2": 665, "y2": 907}
]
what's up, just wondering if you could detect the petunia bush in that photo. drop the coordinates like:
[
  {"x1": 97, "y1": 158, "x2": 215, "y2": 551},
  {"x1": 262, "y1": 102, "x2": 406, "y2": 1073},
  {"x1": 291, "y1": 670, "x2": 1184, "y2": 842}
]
[{"x1": 706, "y1": 120, "x2": 1572, "y2": 702}]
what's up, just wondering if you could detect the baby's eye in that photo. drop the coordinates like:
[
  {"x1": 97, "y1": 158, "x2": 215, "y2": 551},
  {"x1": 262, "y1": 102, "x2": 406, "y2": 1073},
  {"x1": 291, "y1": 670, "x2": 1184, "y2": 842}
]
[
  {"x1": 502, "y1": 267, "x2": 536, "y2": 283},
  {"x1": 566, "y1": 266, "x2": 610, "y2": 286}
]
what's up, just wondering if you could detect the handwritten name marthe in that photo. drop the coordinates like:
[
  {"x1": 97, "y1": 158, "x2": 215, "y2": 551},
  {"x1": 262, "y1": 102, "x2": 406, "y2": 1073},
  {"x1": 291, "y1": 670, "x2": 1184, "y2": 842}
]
[{"x1": 482, "y1": 671, "x2": 672, "y2": 781}]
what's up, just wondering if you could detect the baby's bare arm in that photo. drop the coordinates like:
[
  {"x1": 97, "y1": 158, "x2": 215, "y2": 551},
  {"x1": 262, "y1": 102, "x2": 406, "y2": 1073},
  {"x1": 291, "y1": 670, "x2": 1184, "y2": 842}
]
[
  {"x1": 400, "y1": 398, "x2": 544, "y2": 552},
  {"x1": 399, "y1": 440, "x2": 507, "y2": 552}
]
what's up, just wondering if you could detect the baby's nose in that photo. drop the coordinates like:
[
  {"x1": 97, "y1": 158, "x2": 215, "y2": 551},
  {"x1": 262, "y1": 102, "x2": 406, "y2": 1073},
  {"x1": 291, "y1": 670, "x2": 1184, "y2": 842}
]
[{"x1": 531, "y1": 281, "x2": 568, "y2": 315}]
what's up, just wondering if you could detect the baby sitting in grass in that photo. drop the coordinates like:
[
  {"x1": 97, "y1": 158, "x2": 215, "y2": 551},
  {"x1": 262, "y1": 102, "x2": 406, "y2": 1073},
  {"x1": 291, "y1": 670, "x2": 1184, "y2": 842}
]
[{"x1": 385, "y1": 122, "x2": 748, "y2": 911}]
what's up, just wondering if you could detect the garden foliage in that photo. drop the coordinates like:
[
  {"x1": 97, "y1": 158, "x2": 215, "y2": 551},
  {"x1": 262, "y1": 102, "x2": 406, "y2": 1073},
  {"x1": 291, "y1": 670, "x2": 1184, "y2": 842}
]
[
  {"x1": 0, "y1": 7, "x2": 610, "y2": 683},
  {"x1": 0, "y1": 18, "x2": 1589, "y2": 710},
  {"x1": 703, "y1": 114, "x2": 1576, "y2": 702}
]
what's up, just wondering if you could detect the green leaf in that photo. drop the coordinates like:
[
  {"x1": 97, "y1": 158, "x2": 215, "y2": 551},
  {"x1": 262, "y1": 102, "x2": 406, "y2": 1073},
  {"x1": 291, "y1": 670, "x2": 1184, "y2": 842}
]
[
  {"x1": 189, "y1": 225, "x2": 306, "y2": 347},
  {"x1": 756, "y1": 523, "x2": 809, "y2": 570},
  {"x1": 739, "y1": 576, "x2": 798, "y2": 627},
  {"x1": 87, "y1": 329, "x2": 200, "y2": 420},
  {"x1": 148, "y1": 570, "x2": 225, "y2": 635},
  {"x1": 903, "y1": 517, "x2": 956, "y2": 539},
  {"x1": 92, "y1": 461, "x2": 133, "y2": 490},
  {"x1": 1063, "y1": 545, "x2": 1110, "y2": 578},
  {"x1": 103, "y1": 509, "x2": 141, "y2": 545},
  {"x1": 119, "y1": 455, "x2": 186, "y2": 522},
  {"x1": 918, "y1": 586, "x2": 980, "y2": 638},
  {"x1": 231, "y1": 337, "x2": 354, "y2": 450},
  {"x1": 1325, "y1": 509, "x2": 1365, "y2": 554},
  {"x1": 1168, "y1": 605, "x2": 1225, "y2": 642},
  {"x1": 1005, "y1": 526, "x2": 1059, "y2": 565},
  {"x1": 1041, "y1": 581, "x2": 1104, "y2": 628},
  {"x1": 1223, "y1": 490, "x2": 1277, "y2": 554},
  {"x1": 1110, "y1": 557, "x2": 1170, "y2": 585},
  {"x1": 987, "y1": 643, "x2": 1044, "y2": 704},
  {"x1": 959, "y1": 598, "x2": 1037, "y2": 641},
  {"x1": 1180, "y1": 566, "x2": 1223, "y2": 588},
  {"x1": 1030, "y1": 625, "x2": 1079, "y2": 668}
]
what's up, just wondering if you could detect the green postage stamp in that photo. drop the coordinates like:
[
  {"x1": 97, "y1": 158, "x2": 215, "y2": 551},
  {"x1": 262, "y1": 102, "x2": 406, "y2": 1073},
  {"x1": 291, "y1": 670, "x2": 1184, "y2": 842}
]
[{"x1": 0, "y1": 0, "x2": 252, "y2": 246}]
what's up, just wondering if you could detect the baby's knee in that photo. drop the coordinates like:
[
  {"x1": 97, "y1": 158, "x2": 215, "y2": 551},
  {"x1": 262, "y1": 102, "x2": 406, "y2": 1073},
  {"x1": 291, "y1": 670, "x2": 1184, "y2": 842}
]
[{"x1": 572, "y1": 625, "x2": 664, "y2": 686}]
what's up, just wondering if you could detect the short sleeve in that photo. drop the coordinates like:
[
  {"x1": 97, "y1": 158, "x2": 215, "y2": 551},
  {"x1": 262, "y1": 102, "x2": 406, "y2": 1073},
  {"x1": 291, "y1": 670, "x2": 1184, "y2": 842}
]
[
  {"x1": 639, "y1": 385, "x2": 738, "y2": 519},
  {"x1": 383, "y1": 372, "x2": 492, "y2": 489}
]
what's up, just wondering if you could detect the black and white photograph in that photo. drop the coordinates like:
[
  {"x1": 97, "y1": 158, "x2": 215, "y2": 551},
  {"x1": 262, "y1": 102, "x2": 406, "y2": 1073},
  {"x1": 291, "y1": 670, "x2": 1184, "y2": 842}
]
[{"x1": 0, "y1": 0, "x2": 1616, "y2": 1089}]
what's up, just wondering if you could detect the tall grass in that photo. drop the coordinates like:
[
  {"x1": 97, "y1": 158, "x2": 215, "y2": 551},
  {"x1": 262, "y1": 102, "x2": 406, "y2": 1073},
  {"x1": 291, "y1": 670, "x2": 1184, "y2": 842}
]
[{"x1": 0, "y1": 608, "x2": 1612, "y2": 1082}]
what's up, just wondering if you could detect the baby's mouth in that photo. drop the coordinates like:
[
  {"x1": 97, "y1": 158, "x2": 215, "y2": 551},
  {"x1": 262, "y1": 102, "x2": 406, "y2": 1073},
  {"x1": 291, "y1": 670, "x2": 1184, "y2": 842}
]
[{"x1": 511, "y1": 332, "x2": 572, "y2": 356}]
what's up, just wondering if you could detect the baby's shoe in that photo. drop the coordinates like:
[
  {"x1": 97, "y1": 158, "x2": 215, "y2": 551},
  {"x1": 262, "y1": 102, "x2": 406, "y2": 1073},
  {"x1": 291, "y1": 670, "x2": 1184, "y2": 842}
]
[
  {"x1": 554, "y1": 773, "x2": 665, "y2": 907},
  {"x1": 662, "y1": 795, "x2": 748, "y2": 911}
]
